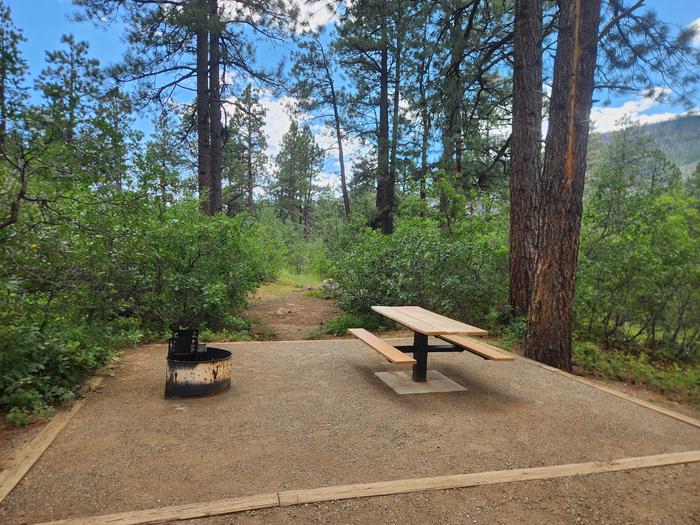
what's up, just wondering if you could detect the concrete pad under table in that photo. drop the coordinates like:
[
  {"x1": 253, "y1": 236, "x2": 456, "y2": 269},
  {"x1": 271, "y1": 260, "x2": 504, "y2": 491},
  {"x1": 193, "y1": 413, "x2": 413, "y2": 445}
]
[{"x1": 375, "y1": 370, "x2": 467, "y2": 394}]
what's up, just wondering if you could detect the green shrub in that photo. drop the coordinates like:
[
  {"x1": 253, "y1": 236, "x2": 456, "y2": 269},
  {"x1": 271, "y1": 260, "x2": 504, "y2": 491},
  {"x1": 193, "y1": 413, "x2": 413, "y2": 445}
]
[
  {"x1": 1, "y1": 199, "x2": 268, "y2": 423},
  {"x1": 136, "y1": 203, "x2": 266, "y2": 331},
  {"x1": 255, "y1": 205, "x2": 332, "y2": 277},
  {"x1": 308, "y1": 312, "x2": 391, "y2": 338},
  {"x1": 5, "y1": 407, "x2": 31, "y2": 427},
  {"x1": 493, "y1": 313, "x2": 527, "y2": 348},
  {"x1": 577, "y1": 131, "x2": 699, "y2": 361},
  {"x1": 329, "y1": 213, "x2": 509, "y2": 328}
]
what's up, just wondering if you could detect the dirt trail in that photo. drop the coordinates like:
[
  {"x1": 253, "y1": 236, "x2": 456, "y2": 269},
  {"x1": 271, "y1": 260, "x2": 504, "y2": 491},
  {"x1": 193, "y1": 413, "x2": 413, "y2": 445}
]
[{"x1": 245, "y1": 283, "x2": 340, "y2": 340}]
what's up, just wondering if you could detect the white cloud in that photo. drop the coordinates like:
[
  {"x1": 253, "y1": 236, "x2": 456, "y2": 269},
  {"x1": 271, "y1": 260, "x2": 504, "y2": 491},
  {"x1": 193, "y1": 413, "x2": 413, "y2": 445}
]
[
  {"x1": 232, "y1": 90, "x2": 366, "y2": 191},
  {"x1": 590, "y1": 90, "x2": 682, "y2": 133},
  {"x1": 221, "y1": 0, "x2": 336, "y2": 33},
  {"x1": 296, "y1": 1, "x2": 338, "y2": 31},
  {"x1": 312, "y1": 123, "x2": 367, "y2": 190},
  {"x1": 690, "y1": 17, "x2": 700, "y2": 47},
  {"x1": 259, "y1": 94, "x2": 298, "y2": 158}
]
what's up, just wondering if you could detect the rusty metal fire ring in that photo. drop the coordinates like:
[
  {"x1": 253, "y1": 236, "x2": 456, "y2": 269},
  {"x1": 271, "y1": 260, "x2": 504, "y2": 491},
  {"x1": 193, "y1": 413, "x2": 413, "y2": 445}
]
[{"x1": 164, "y1": 347, "x2": 232, "y2": 397}]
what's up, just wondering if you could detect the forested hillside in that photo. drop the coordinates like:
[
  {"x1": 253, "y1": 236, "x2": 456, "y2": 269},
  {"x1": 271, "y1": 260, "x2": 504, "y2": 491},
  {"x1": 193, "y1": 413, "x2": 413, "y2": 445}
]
[
  {"x1": 1, "y1": 0, "x2": 699, "y2": 424},
  {"x1": 599, "y1": 115, "x2": 700, "y2": 176}
]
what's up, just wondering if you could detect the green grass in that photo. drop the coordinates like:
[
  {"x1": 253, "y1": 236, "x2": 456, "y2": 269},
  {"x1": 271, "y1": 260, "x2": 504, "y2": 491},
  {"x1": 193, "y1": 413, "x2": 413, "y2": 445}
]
[
  {"x1": 303, "y1": 288, "x2": 329, "y2": 299},
  {"x1": 243, "y1": 313, "x2": 277, "y2": 340},
  {"x1": 276, "y1": 269, "x2": 323, "y2": 289},
  {"x1": 254, "y1": 270, "x2": 324, "y2": 299},
  {"x1": 198, "y1": 328, "x2": 251, "y2": 342}
]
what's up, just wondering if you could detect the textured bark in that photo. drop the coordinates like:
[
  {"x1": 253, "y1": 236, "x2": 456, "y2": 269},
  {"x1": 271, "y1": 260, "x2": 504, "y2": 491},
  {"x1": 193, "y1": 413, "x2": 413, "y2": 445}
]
[
  {"x1": 388, "y1": 4, "x2": 402, "y2": 213},
  {"x1": 246, "y1": 123, "x2": 253, "y2": 211},
  {"x1": 315, "y1": 41, "x2": 350, "y2": 217},
  {"x1": 443, "y1": 21, "x2": 464, "y2": 177},
  {"x1": 418, "y1": 78, "x2": 429, "y2": 201},
  {"x1": 0, "y1": 61, "x2": 6, "y2": 144},
  {"x1": 375, "y1": 16, "x2": 393, "y2": 234},
  {"x1": 208, "y1": 0, "x2": 221, "y2": 215},
  {"x1": 509, "y1": 0, "x2": 542, "y2": 316},
  {"x1": 196, "y1": 1, "x2": 211, "y2": 215},
  {"x1": 524, "y1": 0, "x2": 602, "y2": 371},
  {"x1": 332, "y1": 96, "x2": 350, "y2": 217},
  {"x1": 417, "y1": 17, "x2": 430, "y2": 202}
]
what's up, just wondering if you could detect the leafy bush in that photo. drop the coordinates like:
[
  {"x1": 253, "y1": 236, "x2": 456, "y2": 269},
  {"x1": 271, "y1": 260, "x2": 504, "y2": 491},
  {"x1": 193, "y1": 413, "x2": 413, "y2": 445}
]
[
  {"x1": 1, "y1": 198, "x2": 268, "y2": 422},
  {"x1": 577, "y1": 130, "x2": 699, "y2": 361},
  {"x1": 307, "y1": 312, "x2": 391, "y2": 338},
  {"x1": 329, "y1": 213, "x2": 509, "y2": 329},
  {"x1": 253, "y1": 204, "x2": 333, "y2": 279},
  {"x1": 135, "y1": 203, "x2": 266, "y2": 331}
]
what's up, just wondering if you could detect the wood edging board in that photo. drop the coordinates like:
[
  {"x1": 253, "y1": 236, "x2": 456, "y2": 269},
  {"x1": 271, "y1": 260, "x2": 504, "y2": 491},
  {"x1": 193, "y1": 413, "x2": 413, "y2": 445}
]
[
  {"x1": 278, "y1": 450, "x2": 700, "y2": 506},
  {"x1": 0, "y1": 376, "x2": 104, "y2": 504},
  {"x1": 37, "y1": 450, "x2": 700, "y2": 525},
  {"x1": 38, "y1": 493, "x2": 281, "y2": 525}
]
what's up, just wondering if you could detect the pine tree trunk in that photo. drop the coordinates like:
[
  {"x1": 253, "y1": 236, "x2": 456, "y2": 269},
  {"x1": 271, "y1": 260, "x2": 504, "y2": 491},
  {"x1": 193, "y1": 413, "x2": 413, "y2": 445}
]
[
  {"x1": 417, "y1": 15, "x2": 430, "y2": 203},
  {"x1": 246, "y1": 119, "x2": 254, "y2": 211},
  {"x1": 388, "y1": 9, "x2": 402, "y2": 220},
  {"x1": 333, "y1": 102, "x2": 350, "y2": 217},
  {"x1": 0, "y1": 63, "x2": 6, "y2": 145},
  {"x1": 509, "y1": 0, "x2": 542, "y2": 317},
  {"x1": 524, "y1": 0, "x2": 602, "y2": 371},
  {"x1": 208, "y1": 0, "x2": 222, "y2": 215},
  {"x1": 419, "y1": 105, "x2": 428, "y2": 201},
  {"x1": 66, "y1": 58, "x2": 76, "y2": 145},
  {"x1": 376, "y1": 16, "x2": 392, "y2": 234},
  {"x1": 442, "y1": 16, "x2": 464, "y2": 178},
  {"x1": 196, "y1": 1, "x2": 211, "y2": 215},
  {"x1": 321, "y1": 43, "x2": 350, "y2": 217}
]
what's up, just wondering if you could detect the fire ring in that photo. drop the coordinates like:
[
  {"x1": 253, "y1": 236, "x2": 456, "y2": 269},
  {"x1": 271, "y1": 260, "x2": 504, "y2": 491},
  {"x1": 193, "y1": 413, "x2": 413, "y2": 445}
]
[{"x1": 164, "y1": 329, "x2": 232, "y2": 397}]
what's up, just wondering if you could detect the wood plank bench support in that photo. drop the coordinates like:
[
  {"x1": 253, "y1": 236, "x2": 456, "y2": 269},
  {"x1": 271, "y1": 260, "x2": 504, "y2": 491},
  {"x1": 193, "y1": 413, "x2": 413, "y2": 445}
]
[
  {"x1": 394, "y1": 344, "x2": 463, "y2": 353},
  {"x1": 437, "y1": 335, "x2": 514, "y2": 361},
  {"x1": 348, "y1": 329, "x2": 416, "y2": 365}
]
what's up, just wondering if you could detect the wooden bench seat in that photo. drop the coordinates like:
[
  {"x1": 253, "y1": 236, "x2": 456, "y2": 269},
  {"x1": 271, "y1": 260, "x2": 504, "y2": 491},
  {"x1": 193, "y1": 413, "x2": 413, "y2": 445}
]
[
  {"x1": 437, "y1": 335, "x2": 514, "y2": 361},
  {"x1": 348, "y1": 328, "x2": 416, "y2": 364}
]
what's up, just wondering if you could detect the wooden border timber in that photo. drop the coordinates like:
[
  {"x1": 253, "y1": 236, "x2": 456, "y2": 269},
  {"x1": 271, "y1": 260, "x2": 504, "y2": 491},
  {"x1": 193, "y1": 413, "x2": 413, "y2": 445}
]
[
  {"x1": 38, "y1": 450, "x2": 700, "y2": 525},
  {"x1": 0, "y1": 376, "x2": 104, "y2": 504},
  {"x1": 278, "y1": 450, "x2": 700, "y2": 506},
  {"x1": 38, "y1": 493, "x2": 281, "y2": 525}
]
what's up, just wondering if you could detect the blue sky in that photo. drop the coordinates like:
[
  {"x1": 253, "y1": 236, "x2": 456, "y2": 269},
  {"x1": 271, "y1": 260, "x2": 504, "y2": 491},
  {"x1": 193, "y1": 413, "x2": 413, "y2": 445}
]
[{"x1": 6, "y1": 0, "x2": 700, "y2": 185}]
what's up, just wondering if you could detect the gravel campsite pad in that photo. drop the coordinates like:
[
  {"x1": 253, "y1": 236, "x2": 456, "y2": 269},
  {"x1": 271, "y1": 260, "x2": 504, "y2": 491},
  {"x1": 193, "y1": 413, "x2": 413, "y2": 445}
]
[{"x1": 1, "y1": 339, "x2": 698, "y2": 524}]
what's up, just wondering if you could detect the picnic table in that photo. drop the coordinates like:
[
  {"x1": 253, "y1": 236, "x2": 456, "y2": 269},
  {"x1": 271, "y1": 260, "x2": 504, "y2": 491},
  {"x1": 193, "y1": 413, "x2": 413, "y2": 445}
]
[{"x1": 349, "y1": 306, "x2": 512, "y2": 383}]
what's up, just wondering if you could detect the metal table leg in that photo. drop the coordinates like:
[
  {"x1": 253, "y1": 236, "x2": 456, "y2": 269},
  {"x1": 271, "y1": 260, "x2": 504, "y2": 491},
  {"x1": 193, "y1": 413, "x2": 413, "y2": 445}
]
[{"x1": 412, "y1": 332, "x2": 428, "y2": 382}]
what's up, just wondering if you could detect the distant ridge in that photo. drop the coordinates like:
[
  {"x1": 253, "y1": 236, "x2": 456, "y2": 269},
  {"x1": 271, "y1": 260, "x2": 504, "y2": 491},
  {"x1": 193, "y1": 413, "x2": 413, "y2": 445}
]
[{"x1": 598, "y1": 114, "x2": 700, "y2": 176}]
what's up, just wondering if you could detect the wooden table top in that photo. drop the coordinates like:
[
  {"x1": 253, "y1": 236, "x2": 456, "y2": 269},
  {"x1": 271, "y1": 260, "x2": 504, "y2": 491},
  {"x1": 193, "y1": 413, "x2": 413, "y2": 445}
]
[{"x1": 371, "y1": 306, "x2": 488, "y2": 336}]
